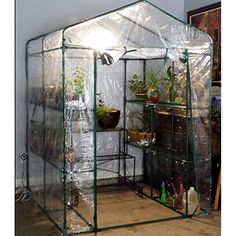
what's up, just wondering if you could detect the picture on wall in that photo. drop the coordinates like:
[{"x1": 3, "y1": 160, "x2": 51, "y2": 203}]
[{"x1": 188, "y1": 2, "x2": 221, "y2": 84}]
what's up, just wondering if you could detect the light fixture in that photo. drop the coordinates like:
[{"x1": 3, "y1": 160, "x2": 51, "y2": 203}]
[
  {"x1": 82, "y1": 29, "x2": 137, "y2": 65},
  {"x1": 100, "y1": 47, "x2": 137, "y2": 65},
  {"x1": 82, "y1": 28, "x2": 117, "y2": 52}
]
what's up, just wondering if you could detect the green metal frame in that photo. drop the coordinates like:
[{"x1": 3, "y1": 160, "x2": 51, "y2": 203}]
[
  {"x1": 25, "y1": 41, "x2": 29, "y2": 190},
  {"x1": 93, "y1": 50, "x2": 98, "y2": 231},
  {"x1": 26, "y1": 49, "x2": 212, "y2": 232},
  {"x1": 62, "y1": 33, "x2": 68, "y2": 234},
  {"x1": 25, "y1": 47, "x2": 212, "y2": 234}
]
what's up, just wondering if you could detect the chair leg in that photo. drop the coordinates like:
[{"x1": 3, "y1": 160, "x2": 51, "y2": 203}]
[{"x1": 213, "y1": 168, "x2": 221, "y2": 210}]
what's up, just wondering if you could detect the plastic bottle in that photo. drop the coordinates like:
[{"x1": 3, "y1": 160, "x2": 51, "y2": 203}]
[
  {"x1": 177, "y1": 176, "x2": 185, "y2": 208},
  {"x1": 160, "y1": 181, "x2": 167, "y2": 204},
  {"x1": 182, "y1": 186, "x2": 200, "y2": 215}
]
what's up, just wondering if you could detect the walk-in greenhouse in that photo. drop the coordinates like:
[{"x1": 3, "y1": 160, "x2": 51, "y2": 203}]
[{"x1": 26, "y1": 1, "x2": 213, "y2": 234}]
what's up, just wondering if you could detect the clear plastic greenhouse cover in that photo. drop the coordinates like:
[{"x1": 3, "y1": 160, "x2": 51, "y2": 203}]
[{"x1": 27, "y1": 0, "x2": 213, "y2": 234}]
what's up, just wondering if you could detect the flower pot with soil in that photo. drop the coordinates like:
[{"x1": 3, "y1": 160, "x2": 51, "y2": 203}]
[
  {"x1": 128, "y1": 129, "x2": 154, "y2": 143},
  {"x1": 127, "y1": 109, "x2": 156, "y2": 146},
  {"x1": 96, "y1": 106, "x2": 120, "y2": 129},
  {"x1": 129, "y1": 68, "x2": 163, "y2": 103}
]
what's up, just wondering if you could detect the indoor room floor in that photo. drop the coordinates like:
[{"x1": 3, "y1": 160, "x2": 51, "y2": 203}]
[{"x1": 16, "y1": 186, "x2": 221, "y2": 236}]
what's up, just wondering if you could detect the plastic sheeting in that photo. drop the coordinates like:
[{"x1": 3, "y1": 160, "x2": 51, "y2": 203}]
[
  {"x1": 63, "y1": 2, "x2": 211, "y2": 50},
  {"x1": 26, "y1": 1, "x2": 212, "y2": 234}
]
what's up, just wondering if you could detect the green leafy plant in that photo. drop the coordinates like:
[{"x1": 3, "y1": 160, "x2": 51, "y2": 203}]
[
  {"x1": 128, "y1": 107, "x2": 156, "y2": 146},
  {"x1": 65, "y1": 67, "x2": 87, "y2": 99},
  {"x1": 175, "y1": 96, "x2": 185, "y2": 105},
  {"x1": 163, "y1": 64, "x2": 184, "y2": 103},
  {"x1": 96, "y1": 106, "x2": 113, "y2": 119},
  {"x1": 129, "y1": 68, "x2": 162, "y2": 102},
  {"x1": 146, "y1": 68, "x2": 162, "y2": 97},
  {"x1": 96, "y1": 98, "x2": 120, "y2": 129},
  {"x1": 129, "y1": 74, "x2": 146, "y2": 96},
  {"x1": 129, "y1": 107, "x2": 152, "y2": 132},
  {"x1": 163, "y1": 65, "x2": 175, "y2": 102},
  {"x1": 129, "y1": 110, "x2": 143, "y2": 132}
]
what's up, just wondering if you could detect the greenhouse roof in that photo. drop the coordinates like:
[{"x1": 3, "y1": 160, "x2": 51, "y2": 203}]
[{"x1": 28, "y1": 0, "x2": 212, "y2": 57}]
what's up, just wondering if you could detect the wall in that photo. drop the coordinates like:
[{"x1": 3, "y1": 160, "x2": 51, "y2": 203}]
[
  {"x1": 184, "y1": 0, "x2": 221, "y2": 21},
  {"x1": 16, "y1": 0, "x2": 184, "y2": 185}
]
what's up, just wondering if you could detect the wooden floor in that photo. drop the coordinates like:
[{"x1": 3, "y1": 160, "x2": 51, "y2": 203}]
[{"x1": 16, "y1": 186, "x2": 221, "y2": 236}]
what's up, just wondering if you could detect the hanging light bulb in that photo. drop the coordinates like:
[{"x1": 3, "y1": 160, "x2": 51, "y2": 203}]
[
  {"x1": 82, "y1": 29, "x2": 137, "y2": 65},
  {"x1": 82, "y1": 28, "x2": 117, "y2": 52}
]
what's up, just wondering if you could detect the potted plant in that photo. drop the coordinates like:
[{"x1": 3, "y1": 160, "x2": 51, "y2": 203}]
[
  {"x1": 163, "y1": 64, "x2": 175, "y2": 102},
  {"x1": 43, "y1": 66, "x2": 87, "y2": 109},
  {"x1": 96, "y1": 99, "x2": 120, "y2": 129},
  {"x1": 128, "y1": 109, "x2": 156, "y2": 146},
  {"x1": 163, "y1": 63, "x2": 185, "y2": 104},
  {"x1": 129, "y1": 74, "x2": 147, "y2": 100},
  {"x1": 129, "y1": 68, "x2": 162, "y2": 103},
  {"x1": 65, "y1": 66, "x2": 87, "y2": 101},
  {"x1": 146, "y1": 68, "x2": 162, "y2": 103}
]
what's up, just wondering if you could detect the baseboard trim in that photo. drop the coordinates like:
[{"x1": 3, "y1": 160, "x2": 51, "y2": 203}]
[{"x1": 16, "y1": 179, "x2": 25, "y2": 188}]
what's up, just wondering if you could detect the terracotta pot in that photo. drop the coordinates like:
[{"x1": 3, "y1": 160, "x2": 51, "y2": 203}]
[
  {"x1": 128, "y1": 130, "x2": 154, "y2": 143},
  {"x1": 147, "y1": 95, "x2": 160, "y2": 103},
  {"x1": 97, "y1": 109, "x2": 120, "y2": 129}
]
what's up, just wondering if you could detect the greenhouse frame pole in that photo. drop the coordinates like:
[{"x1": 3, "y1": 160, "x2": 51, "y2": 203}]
[
  {"x1": 185, "y1": 49, "x2": 190, "y2": 217},
  {"x1": 186, "y1": 49, "x2": 198, "y2": 196},
  {"x1": 62, "y1": 34, "x2": 68, "y2": 235},
  {"x1": 93, "y1": 50, "x2": 98, "y2": 231},
  {"x1": 25, "y1": 42, "x2": 29, "y2": 189},
  {"x1": 209, "y1": 45, "x2": 213, "y2": 208},
  {"x1": 41, "y1": 36, "x2": 47, "y2": 210},
  {"x1": 123, "y1": 60, "x2": 127, "y2": 183}
]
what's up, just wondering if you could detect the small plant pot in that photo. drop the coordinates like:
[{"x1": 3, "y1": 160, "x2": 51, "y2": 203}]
[
  {"x1": 147, "y1": 95, "x2": 160, "y2": 103},
  {"x1": 97, "y1": 109, "x2": 120, "y2": 129},
  {"x1": 128, "y1": 130, "x2": 154, "y2": 143}
]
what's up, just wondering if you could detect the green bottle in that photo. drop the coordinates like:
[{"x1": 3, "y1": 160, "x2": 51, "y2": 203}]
[{"x1": 160, "y1": 181, "x2": 167, "y2": 204}]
